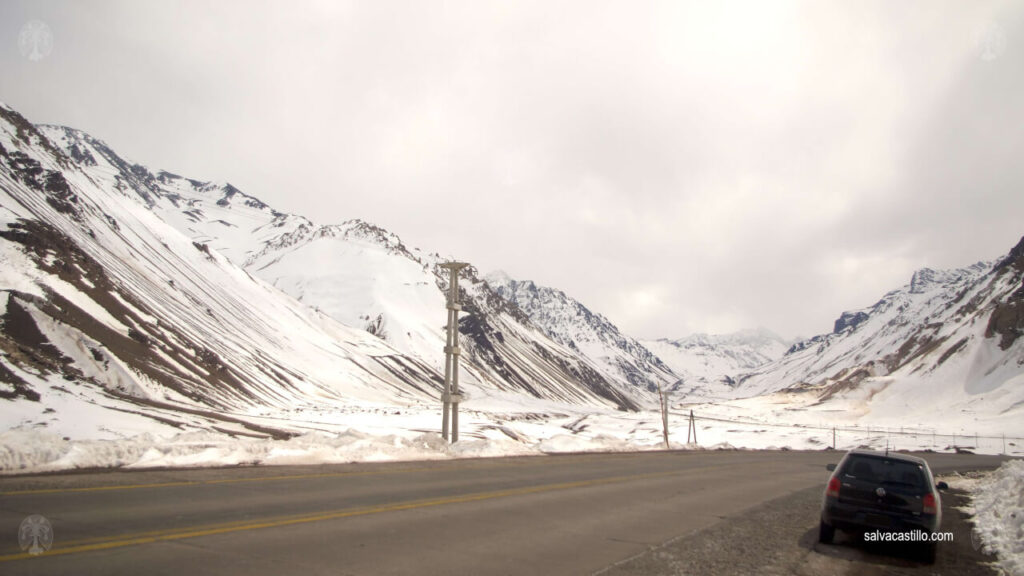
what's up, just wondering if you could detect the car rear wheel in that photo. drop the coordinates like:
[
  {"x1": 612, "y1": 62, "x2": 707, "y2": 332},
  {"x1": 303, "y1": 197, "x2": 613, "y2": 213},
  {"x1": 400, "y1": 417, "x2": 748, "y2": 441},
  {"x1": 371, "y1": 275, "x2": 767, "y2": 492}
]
[
  {"x1": 920, "y1": 541, "x2": 937, "y2": 564},
  {"x1": 818, "y1": 520, "x2": 835, "y2": 544}
]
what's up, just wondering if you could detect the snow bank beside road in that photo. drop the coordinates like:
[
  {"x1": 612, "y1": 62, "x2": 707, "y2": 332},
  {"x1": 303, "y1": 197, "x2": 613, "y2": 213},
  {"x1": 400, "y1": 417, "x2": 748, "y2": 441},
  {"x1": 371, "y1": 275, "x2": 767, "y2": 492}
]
[
  {"x1": 971, "y1": 460, "x2": 1024, "y2": 575},
  {"x1": 4, "y1": 396, "x2": 1016, "y2": 476},
  {"x1": 0, "y1": 416, "x2": 713, "y2": 474},
  {"x1": 0, "y1": 428, "x2": 537, "y2": 474}
]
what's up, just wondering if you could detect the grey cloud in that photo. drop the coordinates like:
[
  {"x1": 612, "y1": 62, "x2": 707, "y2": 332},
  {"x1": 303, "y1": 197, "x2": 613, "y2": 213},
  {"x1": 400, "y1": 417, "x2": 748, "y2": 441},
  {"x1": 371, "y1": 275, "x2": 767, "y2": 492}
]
[{"x1": 2, "y1": 0, "x2": 1022, "y2": 340}]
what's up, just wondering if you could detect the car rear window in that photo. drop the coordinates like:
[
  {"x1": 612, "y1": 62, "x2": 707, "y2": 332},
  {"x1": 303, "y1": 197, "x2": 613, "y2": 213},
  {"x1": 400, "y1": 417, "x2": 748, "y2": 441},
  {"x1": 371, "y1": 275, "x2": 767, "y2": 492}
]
[{"x1": 840, "y1": 455, "x2": 926, "y2": 488}]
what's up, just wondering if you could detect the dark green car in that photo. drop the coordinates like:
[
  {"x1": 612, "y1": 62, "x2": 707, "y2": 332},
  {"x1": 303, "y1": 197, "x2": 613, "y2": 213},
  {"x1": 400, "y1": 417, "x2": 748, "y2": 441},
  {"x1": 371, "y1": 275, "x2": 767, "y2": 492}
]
[{"x1": 820, "y1": 449, "x2": 948, "y2": 563}]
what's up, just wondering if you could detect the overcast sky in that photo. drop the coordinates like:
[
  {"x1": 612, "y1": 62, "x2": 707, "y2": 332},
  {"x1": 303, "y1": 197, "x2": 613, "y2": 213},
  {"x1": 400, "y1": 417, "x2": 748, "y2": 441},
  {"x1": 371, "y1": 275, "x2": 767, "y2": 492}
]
[{"x1": 3, "y1": 1, "x2": 1023, "y2": 340}]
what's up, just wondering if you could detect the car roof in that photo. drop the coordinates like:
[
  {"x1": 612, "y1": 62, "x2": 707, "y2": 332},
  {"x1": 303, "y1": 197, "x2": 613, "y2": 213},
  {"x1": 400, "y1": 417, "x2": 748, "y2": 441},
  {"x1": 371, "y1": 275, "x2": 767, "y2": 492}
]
[{"x1": 844, "y1": 448, "x2": 929, "y2": 466}]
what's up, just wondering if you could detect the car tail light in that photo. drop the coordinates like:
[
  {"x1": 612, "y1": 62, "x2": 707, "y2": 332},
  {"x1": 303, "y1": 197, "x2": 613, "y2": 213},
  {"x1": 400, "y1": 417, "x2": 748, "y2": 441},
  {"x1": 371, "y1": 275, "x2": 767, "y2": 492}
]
[
  {"x1": 923, "y1": 493, "x2": 937, "y2": 514},
  {"x1": 826, "y1": 477, "x2": 840, "y2": 498}
]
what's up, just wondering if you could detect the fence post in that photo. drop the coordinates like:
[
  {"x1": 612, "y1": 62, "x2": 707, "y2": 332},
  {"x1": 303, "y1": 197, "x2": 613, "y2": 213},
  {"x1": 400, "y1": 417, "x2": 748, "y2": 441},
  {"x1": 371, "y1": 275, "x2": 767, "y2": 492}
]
[
  {"x1": 659, "y1": 388, "x2": 669, "y2": 449},
  {"x1": 686, "y1": 410, "x2": 697, "y2": 445}
]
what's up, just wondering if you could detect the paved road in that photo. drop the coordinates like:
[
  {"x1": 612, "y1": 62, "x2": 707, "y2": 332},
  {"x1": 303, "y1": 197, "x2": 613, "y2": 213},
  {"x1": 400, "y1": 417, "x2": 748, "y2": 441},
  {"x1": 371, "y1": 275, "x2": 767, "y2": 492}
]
[
  {"x1": 600, "y1": 479, "x2": 1000, "y2": 576},
  {"x1": 0, "y1": 451, "x2": 1009, "y2": 575}
]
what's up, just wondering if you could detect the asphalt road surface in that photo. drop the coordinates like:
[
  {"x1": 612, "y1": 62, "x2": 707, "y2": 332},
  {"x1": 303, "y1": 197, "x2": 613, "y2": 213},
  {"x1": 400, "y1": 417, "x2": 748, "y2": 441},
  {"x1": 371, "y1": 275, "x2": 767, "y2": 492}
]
[{"x1": 0, "y1": 450, "x2": 1009, "y2": 575}]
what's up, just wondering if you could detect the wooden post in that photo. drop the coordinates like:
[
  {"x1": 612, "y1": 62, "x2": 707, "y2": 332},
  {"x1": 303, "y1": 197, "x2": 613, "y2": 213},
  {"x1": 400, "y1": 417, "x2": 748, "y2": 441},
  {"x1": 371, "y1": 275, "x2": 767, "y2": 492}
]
[
  {"x1": 658, "y1": 384, "x2": 669, "y2": 449},
  {"x1": 832, "y1": 427, "x2": 836, "y2": 450},
  {"x1": 686, "y1": 410, "x2": 698, "y2": 445}
]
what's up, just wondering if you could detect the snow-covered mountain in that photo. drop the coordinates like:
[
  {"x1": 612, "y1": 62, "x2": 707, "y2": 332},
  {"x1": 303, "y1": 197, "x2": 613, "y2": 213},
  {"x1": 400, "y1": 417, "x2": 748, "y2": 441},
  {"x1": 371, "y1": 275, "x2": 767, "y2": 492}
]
[
  {"x1": 642, "y1": 328, "x2": 791, "y2": 398},
  {"x1": 4, "y1": 95, "x2": 1021, "y2": 458},
  {"x1": 21, "y1": 115, "x2": 646, "y2": 415},
  {"x1": 0, "y1": 102, "x2": 451, "y2": 439},
  {"x1": 731, "y1": 244, "x2": 1024, "y2": 432},
  {"x1": 242, "y1": 224, "x2": 645, "y2": 410},
  {"x1": 484, "y1": 272, "x2": 680, "y2": 394}
]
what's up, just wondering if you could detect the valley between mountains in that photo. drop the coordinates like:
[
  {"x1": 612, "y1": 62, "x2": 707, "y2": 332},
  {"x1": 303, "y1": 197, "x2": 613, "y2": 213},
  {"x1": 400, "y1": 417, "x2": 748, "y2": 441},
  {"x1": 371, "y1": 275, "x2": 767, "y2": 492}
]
[{"x1": 1, "y1": 100, "x2": 1022, "y2": 473}]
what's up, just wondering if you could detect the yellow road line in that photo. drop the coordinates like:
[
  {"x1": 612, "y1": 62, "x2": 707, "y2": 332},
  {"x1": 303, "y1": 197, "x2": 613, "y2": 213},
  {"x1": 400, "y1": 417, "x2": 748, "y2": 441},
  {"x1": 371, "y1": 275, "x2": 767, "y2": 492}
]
[
  {"x1": 2, "y1": 480, "x2": 198, "y2": 496},
  {"x1": 2, "y1": 466, "x2": 443, "y2": 496},
  {"x1": 1, "y1": 452, "x2": 643, "y2": 496},
  {"x1": 0, "y1": 468, "x2": 684, "y2": 562}
]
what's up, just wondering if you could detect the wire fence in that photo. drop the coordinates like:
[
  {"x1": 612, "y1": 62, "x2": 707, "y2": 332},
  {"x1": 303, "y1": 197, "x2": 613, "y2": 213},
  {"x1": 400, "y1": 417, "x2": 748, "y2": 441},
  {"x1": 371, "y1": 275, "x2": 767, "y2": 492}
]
[{"x1": 668, "y1": 408, "x2": 1024, "y2": 455}]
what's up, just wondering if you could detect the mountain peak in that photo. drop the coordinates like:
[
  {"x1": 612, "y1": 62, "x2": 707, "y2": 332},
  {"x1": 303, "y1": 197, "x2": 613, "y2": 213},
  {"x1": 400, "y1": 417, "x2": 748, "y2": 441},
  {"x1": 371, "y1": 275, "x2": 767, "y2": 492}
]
[
  {"x1": 995, "y1": 235, "x2": 1024, "y2": 273},
  {"x1": 332, "y1": 218, "x2": 411, "y2": 255},
  {"x1": 833, "y1": 310, "x2": 869, "y2": 334},
  {"x1": 215, "y1": 182, "x2": 271, "y2": 211},
  {"x1": 908, "y1": 267, "x2": 963, "y2": 294},
  {"x1": 484, "y1": 269, "x2": 513, "y2": 287}
]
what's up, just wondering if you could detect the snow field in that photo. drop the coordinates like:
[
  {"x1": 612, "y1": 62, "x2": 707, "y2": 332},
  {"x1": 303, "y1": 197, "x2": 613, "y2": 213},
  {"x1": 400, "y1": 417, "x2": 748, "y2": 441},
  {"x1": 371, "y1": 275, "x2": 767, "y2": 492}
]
[{"x1": 5, "y1": 389, "x2": 1020, "y2": 475}]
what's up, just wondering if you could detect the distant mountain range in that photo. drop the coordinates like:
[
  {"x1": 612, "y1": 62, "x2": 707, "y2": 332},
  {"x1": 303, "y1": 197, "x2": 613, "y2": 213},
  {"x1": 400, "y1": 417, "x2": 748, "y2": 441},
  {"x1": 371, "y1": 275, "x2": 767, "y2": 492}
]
[{"x1": 641, "y1": 329, "x2": 793, "y2": 398}]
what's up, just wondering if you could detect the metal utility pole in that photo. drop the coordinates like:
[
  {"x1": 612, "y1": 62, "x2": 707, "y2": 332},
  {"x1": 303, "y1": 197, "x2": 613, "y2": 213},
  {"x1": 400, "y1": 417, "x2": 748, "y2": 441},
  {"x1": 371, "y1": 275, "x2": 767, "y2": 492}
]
[
  {"x1": 658, "y1": 384, "x2": 669, "y2": 449},
  {"x1": 440, "y1": 262, "x2": 468, "y2": 443}
]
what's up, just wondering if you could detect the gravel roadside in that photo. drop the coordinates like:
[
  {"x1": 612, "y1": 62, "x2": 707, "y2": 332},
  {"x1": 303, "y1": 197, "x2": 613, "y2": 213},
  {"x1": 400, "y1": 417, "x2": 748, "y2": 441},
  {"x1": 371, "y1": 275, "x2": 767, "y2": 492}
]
[{"x1": 595, "y1": 483, "x2": 999, "y2": 576}]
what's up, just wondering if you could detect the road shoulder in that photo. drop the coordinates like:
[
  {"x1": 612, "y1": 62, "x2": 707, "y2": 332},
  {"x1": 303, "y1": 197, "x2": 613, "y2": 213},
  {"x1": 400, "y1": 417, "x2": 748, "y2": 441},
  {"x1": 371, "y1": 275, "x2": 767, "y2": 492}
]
[{"x1": 594, "y1": 483, "x2": 998, "y2": 576}]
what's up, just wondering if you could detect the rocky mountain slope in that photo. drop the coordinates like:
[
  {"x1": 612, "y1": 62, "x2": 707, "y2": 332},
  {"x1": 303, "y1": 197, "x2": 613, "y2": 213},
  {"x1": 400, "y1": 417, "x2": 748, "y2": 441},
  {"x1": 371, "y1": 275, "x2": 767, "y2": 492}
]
[
  {"x1": 0, "y1": 102, "x2": 453, "y2": 439},
  {"x1": 10, "y1": 112, "x2": 646, "y2": 416},
  {"x1": 484, "y1": 272, "x2": 680, "y2": 394},
  {"x1": 241, "y1": 224, "x2": 645, "y2": 410},
  {"x1": 731, "y1": 243, "x2": 1024, "y2": 431}
]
